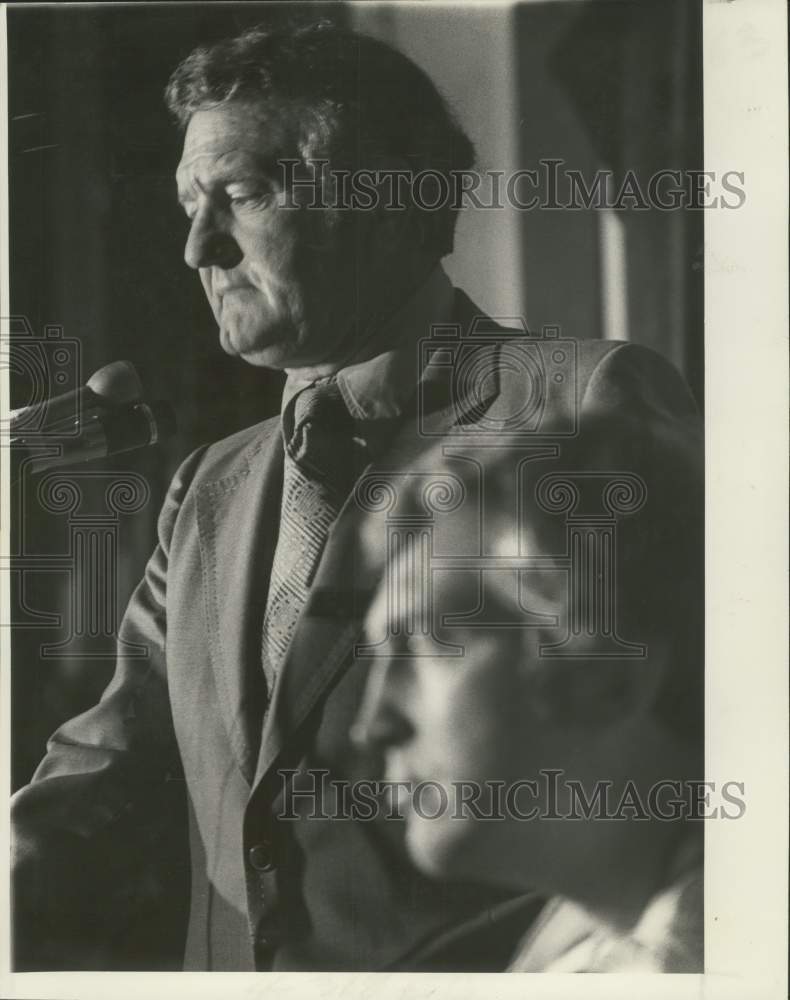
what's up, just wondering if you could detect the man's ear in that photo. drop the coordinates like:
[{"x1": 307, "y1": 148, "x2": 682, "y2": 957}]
[
  {"x1": 530, "y1": 641, "x2": 671, "y2": 730},
  {"x1": 363, "y1": 153, "x2": 424, "y2": 256}
]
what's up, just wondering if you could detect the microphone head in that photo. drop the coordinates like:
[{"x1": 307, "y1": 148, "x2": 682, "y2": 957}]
[{"x1": 86, "y1": 360, "x2": 144, "y2": 404}]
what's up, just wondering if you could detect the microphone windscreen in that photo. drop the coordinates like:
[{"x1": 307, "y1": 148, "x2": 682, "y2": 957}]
[{"x1": 86, "y1": 360, "x2": 144, "y2": 404}]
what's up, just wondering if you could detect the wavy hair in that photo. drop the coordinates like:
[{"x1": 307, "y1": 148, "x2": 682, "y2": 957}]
[{"x1": 165, "y1": 21, "x2": 475, "y2": 257}]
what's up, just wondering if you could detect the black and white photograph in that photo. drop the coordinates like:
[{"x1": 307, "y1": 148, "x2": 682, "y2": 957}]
[{"x1": 1, "y1": 1, "x2": 786, "y2": 997}]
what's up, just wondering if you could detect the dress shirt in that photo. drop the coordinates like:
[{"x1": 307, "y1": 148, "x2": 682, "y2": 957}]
[
  {"x1": 281, "y1": 264, "x2": 455, "y2": 454},
  {"x1": 508, "y1": 841, "x2": 703, "y2": 973}
]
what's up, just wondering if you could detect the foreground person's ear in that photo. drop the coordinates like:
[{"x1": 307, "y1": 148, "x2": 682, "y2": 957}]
[{"x1": 523, "y1": 640, "x2": 673, "y2": 731}]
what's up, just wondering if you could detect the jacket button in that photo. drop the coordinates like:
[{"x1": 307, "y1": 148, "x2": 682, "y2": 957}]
[{"x1": 248, "y1": 842, "x2": 275, "y2": 872}]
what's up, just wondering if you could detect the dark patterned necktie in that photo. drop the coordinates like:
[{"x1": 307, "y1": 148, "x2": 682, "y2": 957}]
[{"x1": 261, "y1": 380, "x2": 367, "y2": 698}]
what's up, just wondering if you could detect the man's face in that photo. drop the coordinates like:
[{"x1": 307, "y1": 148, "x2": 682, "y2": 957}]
[
  {"x1": 354, "y1": 567, "x2": 578, "y2": 891},
  {"x1": 176, "y1": 101, "x2": 364, "y2": 371}
]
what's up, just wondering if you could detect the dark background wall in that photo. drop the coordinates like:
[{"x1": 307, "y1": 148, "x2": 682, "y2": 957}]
[{"x1": 7, "y1": 1, "x2": 703, "y2": 789}]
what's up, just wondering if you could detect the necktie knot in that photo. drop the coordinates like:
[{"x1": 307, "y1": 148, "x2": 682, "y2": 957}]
[
  {"x1": 285, "y1": 380, "x2": 365, "y2": 495},
  {"x1": 291, "y1": 380, "x2": 349, "y2": 435}
]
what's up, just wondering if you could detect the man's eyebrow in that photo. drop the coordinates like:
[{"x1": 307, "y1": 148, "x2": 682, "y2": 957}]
[
  {"x1": 223, "y1": 158, "x2": 287, "y2": 188},
  {"x1": 176, "y1": 159, "x2": 285, "y2": 204}
]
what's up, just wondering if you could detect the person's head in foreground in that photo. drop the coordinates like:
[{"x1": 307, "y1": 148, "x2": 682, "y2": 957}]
[
  {"x1": 352, "y1": 411, "x2": 704, "y2": 971},
  {"x1": 166, "y1": 20, "x2": 473, "y2": 375}
]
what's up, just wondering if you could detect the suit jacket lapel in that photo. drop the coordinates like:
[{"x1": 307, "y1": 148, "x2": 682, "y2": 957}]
[{"x1": 196, "y1": 421, "x2": 283, "y2": 786}]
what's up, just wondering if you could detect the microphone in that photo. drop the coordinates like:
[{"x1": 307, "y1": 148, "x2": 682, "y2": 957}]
[
  {"x1": 10, "y1": 360, "x2": 144, "y2": 432},
  {"x1": 10, "y1": 362, "x2": 177, "y2": 483},
  {"x1": 11, "y1": 400, "x2": 177, "y2": 482}
]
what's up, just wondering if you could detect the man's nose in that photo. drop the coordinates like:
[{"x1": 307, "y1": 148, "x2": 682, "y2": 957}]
[
  {"x1": 183, "y1": 207, "x2": 242, "y2": 271},
  {"x1": 350, "y1": 660, "x2": 415, "y2": 754}
]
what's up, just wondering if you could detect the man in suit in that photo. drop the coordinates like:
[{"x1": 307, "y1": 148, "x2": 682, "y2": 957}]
[{"x1": 11, "y1": 21, "x2": 701, "y2": 971}]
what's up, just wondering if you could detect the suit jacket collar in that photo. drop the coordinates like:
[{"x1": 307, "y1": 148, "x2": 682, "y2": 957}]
[{"x1": 280, "y1": 264, "x2": 455, "y2": 424}]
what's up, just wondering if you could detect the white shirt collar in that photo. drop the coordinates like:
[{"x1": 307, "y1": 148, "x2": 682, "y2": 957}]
[{"x1": 282, "y1": 264, "x2": 455, "y2": 422}]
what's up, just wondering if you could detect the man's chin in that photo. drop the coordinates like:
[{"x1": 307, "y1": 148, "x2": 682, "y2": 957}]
[
  {"x1": 218, "y1": 323, "x2": 293, "y2": 369},
  {"x1": 406, "y1": 815, "x2": 473, "y2": 880},
  {"x1": 407, "y1": 820, "x2": 520, "y2": 891}
]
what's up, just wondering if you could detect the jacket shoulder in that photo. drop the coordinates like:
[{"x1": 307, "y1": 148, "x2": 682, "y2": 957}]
[
  {"x1": 578, "y1": 340, "x2": 699, "y2": 421},
  {"x1": 488, "y1": 335, "x2": 698, "y2": 422},
  {"x1": 451, "y1": 292, "x2": 696, "y2": 422}
]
